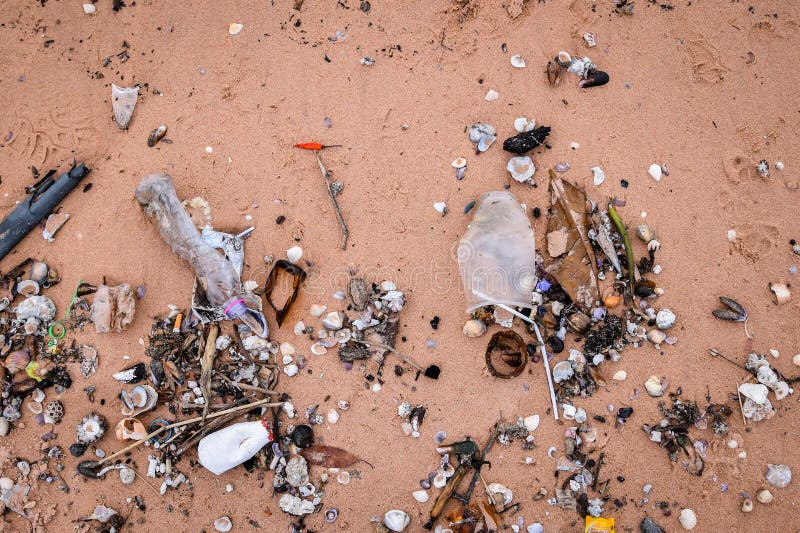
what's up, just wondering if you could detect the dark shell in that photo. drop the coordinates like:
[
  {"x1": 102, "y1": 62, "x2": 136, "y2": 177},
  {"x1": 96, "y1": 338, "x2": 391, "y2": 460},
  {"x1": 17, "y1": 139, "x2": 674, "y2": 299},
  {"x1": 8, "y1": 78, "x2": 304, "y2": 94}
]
[
  {"x1": 579, "y1": 70, "x2": 610, "y2": 88},
  {"x1": 113, "y1": 362, "x2": 147, "y2": 384},
  {"x1": 502, "y1": 126, "x2": 551, "y2": 155},
  {"x1": 640, "y1": 517, "x2": 666, "y2": 533},
  {"x1": 291, "y1": 424, "x2": 315, "y2": 448},
  {"x1": 485, "y1": 331, "x2": 527, "y2": 378}
]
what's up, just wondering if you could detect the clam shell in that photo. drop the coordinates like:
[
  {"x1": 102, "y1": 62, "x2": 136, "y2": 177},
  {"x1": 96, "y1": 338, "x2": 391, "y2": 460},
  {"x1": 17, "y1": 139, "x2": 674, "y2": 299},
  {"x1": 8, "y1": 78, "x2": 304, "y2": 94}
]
[
  {"x1": 16, "y1": 280, "x2": 40, "y2": 296},
  {"x1": 111, "y1": 84, "x2": 139, "y2": 130},
  {"x1": 311, "y1": 342, "x2": 328, "y2": 355},
  {"x1": 115, "y1": 417, "x2": 148, "y2": 440},
  {"x1": 513, "y1": 117, "x2": 535, "y2": 133},
  {"x1": 506, "y1": 156, "x2": 535, "y2": 182},
  {"x1": 468, "y1": 122, "x2": 495, "y2": 143},
  {"x1": 510, "y1": 54, "x2": 526, "y2": 68},
  {"x1": 477, "y1": 134, "x2": 496, "y2": 152},
  {"x1": 147, "y1": 125, "x2": 167, "y2": 147},
  {"x1": 27, "y1": 402, "x2": 43, "y2": 415},
  {"x1": 32, "y1": 389, "x2": 45, "y2": 403},
  {"x1": 4, "y1": 349, "x2": 31, "y2": 374},
  {"x1": 384, "y1": 510, "x2": 410, "y2": 532},
  {"x1": 412, "y1": 489, "x2": 430, "y2": 503},
  {"x1": 334, "y1": 329, "x2": 352, "y2": 343},
  {"x1": 451, "y1": 157, "x2": 467, "y2": 169},
  {"x1": 552, "y1": 360, "x2": 574, "y2": 383},
  {"x1": 121, "y1": 384, "x2": 157, "y2": 416}
]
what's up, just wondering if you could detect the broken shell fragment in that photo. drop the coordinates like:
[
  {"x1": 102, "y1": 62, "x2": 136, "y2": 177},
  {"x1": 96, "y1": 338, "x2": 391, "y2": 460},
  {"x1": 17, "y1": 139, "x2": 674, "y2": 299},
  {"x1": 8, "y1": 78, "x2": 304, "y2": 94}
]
[
  {"x1": 766, "y1": 464, "x2": 792, "y2": 488},
  {"x1": 111, "y1": 84, "x2": 139, "y2": 130},
  {"x1": 286, "y1": 246, "x2": 303, "y2": 264},
  {"x1": 433, "y1": 202, "x2": 447, "y2": 215},
  {"x1": 322, "y1": 311, "x2": 343, "y2": 330},
  {"x1": 678, "y1": 508, "x2": 697, "y2": 530},
  {"x1": 4, "y1": 349, "x2": 31, "y2": 374},
  {"x1": 769, "y1": 282, "x2": 790, "y2": 304},
  {"x1": 228, "y1": 23, "x2": 243, "y2": 35},
  {"x1": 513, "y1": 117, "x2": 536, "y2": 133},
  {"x1": 636, "y1": 224, "x2": 656, "y2": 242},
  {"x1": 147, "y1": 125, "x2": 167, "y2": 147},
  {"x1": 591, "y1": 166, "x2": 605, "y2": 186},
  {"x1": 451, "y1": 157, "x2": 467, "y2": 169},
  {"x1": 612, "y1": 370, "x2": 627, "y2": 381},
  {"x1": 647, "y1": 329, "x2": 666, "y2": 345},
  {"x1": 463, "y1": 319, "x2": 486, "y2": 338},
  {"x1": 477, "y1": 134, "x2": 497, "y2": 152},
  {"x1": 741, "y1": 499, "x2": 753, "y2": 512},
  {"x1": 644, "y1": 375, "x2": 663, "y2": 397},
  {"x1": 15, "y1": 295, "x2": 56, "y2": 321},
  {"x1": 310, "y1": 342, "x2": 328, "y2": 355},
  {"x1": 412, "y1": 489, "x2": 429, "y2": 503},
  {"x1": 523, "y1": 414, "x2": 540, "y2": 431},
  {"x1": 115, "y1": 418, "x2": 148, "y2": 441},
  {"x1": 384, "y1": 509, "x2": 410, "y2": 532},
  {"x1": 756, "y1": 489, "x2": 773, "y2": 504},
  {"x1": 648, "y1": 163, "x2": 663, "y2": 181},
  {"x1": 583, "y1": 32, "x2": 596, "y2": 47},
  {"x1": 279, "y1": 494, "x2": 315, "y2": 516},
  {"x1": 552, "y1": 360, "x2": 573, "y2": 383},
  {"x1": 738, "y1": 383, "x2": 769, "y2": 405},
  {"x1": 27, "y1": 402, "x2": 43, "y2": 415},
  {"x1": 214, "y1": 516, "x2": 233, "y2": 532},
  {"x1": 510, "y1": 54, "x2": 526, "y2": 68},
  {"x1": 656, "y1": 309, "x2": 676, "y2": 329},
  {"x1": 484, "y1": 90, "x2": 499, "y2": 101},
  {"x1": 556, "y1": 51, "x2": 572, "y2": 67},
  {"x1": 16, "y1": 280, "x2": 40, "y2": 296},
  {"x1": 468, "y1": 123, "x2": 496, "y2": 143},
  {"x1": 507, "y1": 156, "x2": 535, "y2": 183},
  {"x1": 119, "y1": 467, "x2": 135, "y2": 485}
]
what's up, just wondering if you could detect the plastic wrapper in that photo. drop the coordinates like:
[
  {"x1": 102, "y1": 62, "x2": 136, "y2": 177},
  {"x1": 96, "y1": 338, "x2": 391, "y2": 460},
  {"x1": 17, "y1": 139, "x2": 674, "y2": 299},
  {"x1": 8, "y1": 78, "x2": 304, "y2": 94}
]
[{"x1": 457, "y1": 191, "x2": 537, "y2": 312}]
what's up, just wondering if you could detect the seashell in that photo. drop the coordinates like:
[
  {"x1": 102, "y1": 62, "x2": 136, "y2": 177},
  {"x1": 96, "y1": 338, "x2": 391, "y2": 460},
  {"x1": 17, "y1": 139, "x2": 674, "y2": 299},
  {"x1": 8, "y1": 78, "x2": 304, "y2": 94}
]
[
  {"x1": 0, "y1": 418, "x2": 8, "y2": 437},
  {"x1": 119, "y1": 467, "x2": 135, "y2": 485},
  {"x1": 552, "y1": 360, "x2": 573, "y2": 383},
  {"x1": 285, "y1": 456, "x2": 309, "y2": 487},
  {"x1": 583, "y1": 32, "x2": 596, "y2": 47},
  {"x1": 647, "y1": 329, "x2": 666, "y2": 345},
  {"x1": 286, "y1": 245, "x2": 303, "y2": 264},
  {"x1": 111, "y1": 84, "x2": 139, "y2": 129},
  {"x1": 468, "y1": 122, "x2": 496, "y2": 143},
  {"x1": 5, "y1": 349, "x2": 31, "y2": 374},
  {"x1": 612, "y1": 370, "x2": 627, "y2": 381},
  {"x1": 16, "y1": 280, "x2": 40, "y2": 296},
  {"x1": 456, "y1": 165, "x2": 467, "y2": 180},
  {"x1": 451, "y1": 157, "x2": 467, "y2": 169},
  {"x1": 228, "y1": 22, "x2": 243, "y2": 35},
  {"x1": 756, "y1": 489, "x2": 773, "y2": 504},
  {"x1": 433, "y1": 472, "x2": 447, "y2": 488},
  {"x1": 556, "y1": 51, "x2": 572, "y2": 67},
  {"x1": 774, "y1": 381, "x2": 790, "y2": 400},
  {"x1": 309, "y1": 304, "x2": 327, "y2": 317},
  {"x1": 115, "y1": 418, "x2": 147, "y2": 440},
  {"x1": 307, "y1": 342, "x2": 326, "y2": 356},
  {"x1": 568, "y1": 56, "x2": 595, "y2": 78},
  {"x1": 76, "y1": 413, "x2": 107, "y2": 444},
  {"x1": 562, "y1": 404, "x2": 576, "y2": 419},
  {"x1": 513, "y1": 117, "x2": 535, "y2": 133},
  {"x1": 636, "y1": 224, "x2": 656, "y2": 242},
  {"x1": 334, "y1": 329, "x2": 352, "y2": 343},
  {"x1": 147, "y1": 125, "x2": 167, "y2": 147},
  {"x1": 319, "y1": 336, "x2": 337, "y2": 348},
  {"x1": 279, "y1": 493, "x2": 315, "y2": 516},
  {"x1": 433, "y1": 202, "x2": 447, "y2": 215},
  {"x1": 644, "y1": 375, "x2": 664, "y2": 397},
  {"x1": 506, "y1": 156, "x2": 535, "y2": 182},
  {"x1": 463, "y1": 319, "x2": 486, "y2": 338},
  {"x1": 484, "y1": 89, "x2": 499, "y2": 101},
  {"x1": 15, "y1": 295, "x2": 56, "y2": 321},
  {"x1": 579, "y1": 70, "x2": 610, "y2": 88},
  {"x1": 523, "y1": 414, "x2": 540, "y2": 431},
  {"x1": 412, "y1": 489, "x2": 429, "y2": 503},
  {"x1": 28, "y1": 402, "x2": 43, "y2": 415},
  {"x1": 510, "y1": 54, "x2": 526, "y2": 68},
  {"x1": 326, "y1": 409, "x2": 340, "y2": 424},
  {"x1": 566, "y1": 312, "x2": 591, "y2": 334},
  {"x1": 324, "y1": 508, "x2": 338, "y2": 523},
  {"x1": 32, "y1": 389, "x2": 45, "y2": 403},
  {"x1": 741, "y1": 498, "x2": 753, "y2": 512},
  {"x1": 24, "y1": 317, "x2": 40, "y2": 335},
  {"x1": 656, "y1": 309, "x2": 676, "y2": 330},
  {"x1": 487, "y1": 482, "x2": 513, "y2": 506},
  {"x1": 738, "y1": 383, "x2": 769, "y2": 405},
  {"x1": 214, "y1": 515, "x2": 233, "y2": 532},
  {"x1": 591, "y1": 166, "x2": 605, "y2": 186},
  {"x1": 322, "y1": 311, "x2": 343, "y2": 330},
  {"x1": 121, "y1": 384, "x2": 157, "y2": 416},
  {"x1": 283, "y1": 364, "x2": 299, "y2": 377},
  {"x1": 769, "y1": 282, "x2": 790, "y2": 304},
  {"x1": 43, "y1": 400, "x2": 63, "y2": 424},
  {"x1": 28, "y1": 262, "x2": 49, "y2": 284},
  {"x1": 83, "y1": 3, "x2": 96, "y2": 14},
  {"x1": 648, "y1": 163, "x2": 662, "y2": 181},
  {"x1": 477, "y1": 134, "x2": 497, "y2": 152},
  {"x1": 678, "y1": 508, "x2": 697, "y2": 530},
  {"x1": 766, "y1": 463, "x2": 791, "y2": 488},
  {"x1": 384, "y1": 510, "x2": 410, "y2": 532},
  {"x1": 336, "y1": 470, "x2": 350, "y2": 484}
]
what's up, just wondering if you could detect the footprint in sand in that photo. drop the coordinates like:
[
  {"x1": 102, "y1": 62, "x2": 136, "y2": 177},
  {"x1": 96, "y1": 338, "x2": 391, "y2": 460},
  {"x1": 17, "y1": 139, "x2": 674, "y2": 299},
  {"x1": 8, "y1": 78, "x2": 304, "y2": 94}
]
[
  {"x1": 731, "y1": 221, "x2": 780, "y2": 262},
  {"x1": 684, "y1": 37, "x2": 730, "y2": 84}
]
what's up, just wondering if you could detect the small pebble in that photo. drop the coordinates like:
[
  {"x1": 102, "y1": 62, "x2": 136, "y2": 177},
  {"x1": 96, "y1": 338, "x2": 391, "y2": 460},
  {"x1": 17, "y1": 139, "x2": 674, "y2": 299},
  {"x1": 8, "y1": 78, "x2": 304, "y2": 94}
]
[{"x1": 485, "y1": 89, "x2": 499, "y2": 101}]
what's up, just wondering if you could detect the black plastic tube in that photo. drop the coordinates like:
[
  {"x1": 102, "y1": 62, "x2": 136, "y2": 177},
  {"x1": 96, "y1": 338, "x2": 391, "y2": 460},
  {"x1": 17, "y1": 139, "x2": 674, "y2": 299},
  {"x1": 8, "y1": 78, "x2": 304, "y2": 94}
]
[{"x1": 0, "y1": 162, "x2": 90, "y2": 261}]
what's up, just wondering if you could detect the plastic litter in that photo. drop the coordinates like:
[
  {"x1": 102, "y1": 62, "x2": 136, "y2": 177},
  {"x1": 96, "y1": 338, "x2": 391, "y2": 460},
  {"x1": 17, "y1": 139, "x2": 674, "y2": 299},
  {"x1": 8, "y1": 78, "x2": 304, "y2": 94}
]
[{"x1": 197, "y1": 420, "x2": 274, "y2": 475}]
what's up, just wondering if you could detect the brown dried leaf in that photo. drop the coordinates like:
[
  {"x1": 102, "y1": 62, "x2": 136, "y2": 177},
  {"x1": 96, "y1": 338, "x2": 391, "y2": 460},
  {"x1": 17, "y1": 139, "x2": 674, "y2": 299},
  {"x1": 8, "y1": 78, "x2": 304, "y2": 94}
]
[{"x1": 299, "y1": 445, "x2": 362, "y2": 468}]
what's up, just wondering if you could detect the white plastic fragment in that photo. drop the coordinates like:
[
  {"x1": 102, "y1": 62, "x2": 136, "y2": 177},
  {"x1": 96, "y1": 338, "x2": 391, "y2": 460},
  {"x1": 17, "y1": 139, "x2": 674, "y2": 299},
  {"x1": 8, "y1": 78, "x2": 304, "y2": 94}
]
[
  {"x1": 82, "y1": 3, "x2": 96, "y2": 14},
  {"x1": 228, "y1": 23, "x2": 243, "y2": 35},
  {"x1": 433, "y1": 202, "x2": 447, "y2": 215},
  {"x1": 510, "y1": 54, "x2": 526, "y2": 68},
  {"x1": 591, "y1": 166, "x2": 605, "y2": 186},
  {"x1": 485, "y1": 89, "x2": 499, "y2": 101},
  {"x1": 648, "y1": 163, "x2": 662, "y2": 181}
]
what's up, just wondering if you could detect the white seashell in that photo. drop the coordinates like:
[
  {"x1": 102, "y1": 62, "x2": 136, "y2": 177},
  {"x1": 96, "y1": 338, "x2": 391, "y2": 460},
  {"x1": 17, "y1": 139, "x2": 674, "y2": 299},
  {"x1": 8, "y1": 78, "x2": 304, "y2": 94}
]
[
  {"x1": 769, "y1": 282, "x2": 790, "y2": 305},
  {"x1": 311, "y1": 343, "x2": 328, "y2": 355},
  {"x1": 562, "y1": 404, "x2": 576, "y2": 420},
  {"x1": 765, "y1": 464, "x2": 792, "y2": 488},
  {"x1": 510, "y1": 54, "x2": 526, "y2": 68},
  {"x1": 326, "y1": 410, "x2": 340, "y2": 424},
  {"x1": 583, "y1": 32, "x2": 596, "y2": 47},
  {"x1": 575, "y1": 408, "x2": 587, "y2": 423},
  {"x1": 468, "y1": 123, "x2": 496, "y2": 143},
  {"x1": 119, "y1": 467, "x2": 135, "y2": 485},
  {"x1": 528, "y1": 523, "x2": 544, "y2": 533},
  {"x1": 322, "y1": 311, "x2": 343, "y2": 330},
  {"x1": 647, "y1": 329, "x2": 666, "y2": 345},
  {"x1": 774, "y1": 381, "x2": 790, "y2": 401},
  {"x1": 433, "y1": 201, "x2": 447, "y2": 215},
  {"x1": 451, "y1": 157, "x2": 467, "y2": 169},
  {"x1": 756, "y1": 489, "x2": 773, "y2": 504},
  {"x1": 335, "y1": 329, "x2": 352, "y2": 343},
  {"x1": 636, "y1": 224, "x2": 656, "y2": 242},
  {"x1": 727, "y1": 229, "x2": 737, "y2": 242},
  {"x1": 552, "y1": 361, "x2": 573, "y2": 383},
  {"x1": 463, "y1": 319, "x2": 486, "y2": 338},
  {"x1": 83, "y1": 3, "x2": 96, "y2": 14},
  {"x1": 507, "y1": 156, "x2": 535, "y2": 182},
  {"x1": 793, "y1": 354, "x2": 800, "y2": 367},
  {"x1": 567, "y1": 57, "x2": 595, "y2": 78},
  {"x1": 214, "y1": 516, "x2": 233, "y2": 532},
  {"x1": 279, "y1": 494, "x2": 315, "y2": 516},
  {"x1": 739, "y1": 383, "x2": 769, "y2": 405},
  {"x1": 293, "y1": 321, "x2": 306, "y2": 335},
  {"x1": 111, "y1": 85, "x2": 139, "y2": 130},
  {"x1": 485, "y1": 89, "x2": 499, "y2": 101},
  {"x1": 384, "y1": 510, "x2": 410, "y2": 532},
  {"x1": 741, "y1": 498, "x2": 753, "y2": 512},
  {"x1": 228, "y1": 23, "x2": 243, "y2": 35},
  {"x1": 28, "y1": 402, "x2": 43, "y2": 415},
  {"x1": 433, "y1": 472, "x2": 447, "y2": 488},
  {"x1": 523, "y1": 414, "x2": 540, "y2": 431},
  {"x1": 15, "y1": 295, "x2": 56, "y2": 321},
  {"x1": 656, "y1": 309, "x2": 676, "y2": 329},
  {"x1": 336, "y1": 470, "x2": 350, "y2": 484},
  {"x1": 644, "y1": 375, "x2": 663, "y2": 397},
  {"x1": 648, "y1": 163, "x2": 662, "y2": 181},
  {"x1": 283, "y1": 364, "x2": 299, "y2": 377},
  {"x1": 32, "y1": 389, "x2": 45, "y2": 403},
  {"x1": 612, "y1": 370, "x2": 627, "y2": 381},
  {"x1": 477, "y1": 134, "x2": 496, "y2": 152},
  {"x1": 591, "y1": 166, "x2": 605, "y2": 186},
  {"x1": 678, "y1": 508, "x2": 697, "y2": 530},
  {"x1": 381, "y1": 280, "x2": 397, "y2": 292},
  {"x1": 412, "y1": 489, "x2": 430, "y2": 503},
  {"x1": 16, "y1": 280, "x2": 40, "y2": 296},
  {"x1": 286, "y1": 246, "x2": 303, "y2": 264},
  {"x1": 280, "y1": 342, "x2": 296, "y2": 356},
  {"x1": 556, "y1": 51, "x2": 572, "y2": 67},
  {"x1": 487, "y1": 483, "x2": 513, "y2": 505},
  {"x1": 513, "y1": 117, "x2": 535, "y2": 133},
  {"x1": 310, "y1": 304, "x2": 327, "y2": 317}
]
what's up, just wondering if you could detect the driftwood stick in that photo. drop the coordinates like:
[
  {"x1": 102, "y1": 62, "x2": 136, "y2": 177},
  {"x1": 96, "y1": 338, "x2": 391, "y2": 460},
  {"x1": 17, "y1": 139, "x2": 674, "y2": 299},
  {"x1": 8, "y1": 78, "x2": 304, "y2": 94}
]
[{"x1": 317, "y1": 154, "x2": 349, "y2": 249}]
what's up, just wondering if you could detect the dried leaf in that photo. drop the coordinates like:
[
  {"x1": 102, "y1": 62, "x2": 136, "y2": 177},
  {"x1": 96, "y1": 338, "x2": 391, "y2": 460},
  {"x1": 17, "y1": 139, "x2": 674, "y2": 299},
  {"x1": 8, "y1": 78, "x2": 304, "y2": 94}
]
[
  {"x1": 299, "y1": 445, "x2": 363, "y2": 468},
  {"x1": 544, "y1": 177, "x2": 599, "y2": 308}
]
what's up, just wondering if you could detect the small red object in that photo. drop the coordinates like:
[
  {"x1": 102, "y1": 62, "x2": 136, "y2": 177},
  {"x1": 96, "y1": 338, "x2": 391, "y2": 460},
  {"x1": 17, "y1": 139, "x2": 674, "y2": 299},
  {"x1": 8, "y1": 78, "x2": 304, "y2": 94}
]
[{"x1": 294, "y1": 142, "x2": 342, "y2": 150}]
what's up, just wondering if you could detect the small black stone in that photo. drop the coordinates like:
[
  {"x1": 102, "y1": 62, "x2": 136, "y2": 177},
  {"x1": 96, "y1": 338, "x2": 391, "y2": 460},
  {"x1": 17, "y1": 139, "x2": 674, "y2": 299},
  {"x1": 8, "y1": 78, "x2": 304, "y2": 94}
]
[
  {"x1": 593, "y1": 415, "x2": 606, "y2": 423},
  {"x1": 291, "y1": 424, "x2": 315, "y2": 448},
  {"x1": 394, "y1": 365, "x2": 403, "y2": 376},
  {"x1": 502, "y1": 126, "x2": 552, "y2": 155},
  {"x1": 276, "y1": 215, "x2": 286, "y2": 224},
  {"x1": 617, "y1": 475, "x2": 625, "y2": 482},
  {"x1": 790, "y1": 239, "x2": 796, "y2": 246},
  {"x1": 618, "y1": 407, "x2": 634, "y2": 419},
  {"x1": 430, "y1": 316, "x2": 440, "y2": 330},
  {"x1": 532, "y1": 207, "x2": 541, "y2": 218},
  {"x1": 547, "y1": 335, "x2": 564, "y2": 353},
  {"x1": 423, "y1": 365, "x2": 440, "y2": 379},
  {"x1": 69, "y1": 443, "x2": 87, "y2": 457},
  {"x1": 620, "y1": 179, "x2": 629, "y2": 188}
]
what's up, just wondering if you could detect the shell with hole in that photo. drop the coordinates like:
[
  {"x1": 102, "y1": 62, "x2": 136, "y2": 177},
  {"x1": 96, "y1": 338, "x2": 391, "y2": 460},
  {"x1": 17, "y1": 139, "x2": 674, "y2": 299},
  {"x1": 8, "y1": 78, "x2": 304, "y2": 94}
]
[
  {"x1": 115, "y1": 417, "x2": 148, "y2": 441},
  {"x1": 120, "y1": 384, "x2": 157, "y2": 417},
  {"x1": 111, "y1": 84, "x2": 139, "y2": 129}
]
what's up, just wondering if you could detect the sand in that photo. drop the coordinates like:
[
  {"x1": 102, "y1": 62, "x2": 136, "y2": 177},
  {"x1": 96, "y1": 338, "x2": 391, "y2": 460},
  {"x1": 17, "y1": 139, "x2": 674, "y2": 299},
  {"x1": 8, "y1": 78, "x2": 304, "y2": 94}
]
[{"x1": 0, "y1": 0, "x2": 799, "y2": 531}]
